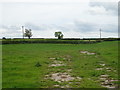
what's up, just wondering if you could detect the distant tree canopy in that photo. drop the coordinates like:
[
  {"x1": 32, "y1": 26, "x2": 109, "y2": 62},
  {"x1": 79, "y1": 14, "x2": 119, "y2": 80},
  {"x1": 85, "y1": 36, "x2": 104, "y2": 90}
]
[
  {"x1": 55, "y1": 31, "x2": 63, "y2": 39},
  {"x1": 24, "y1": 29, "x2": 32, "y2": 39},
  {"x1": 2, "y1": 37, "x2": 6, "y2": 39}
]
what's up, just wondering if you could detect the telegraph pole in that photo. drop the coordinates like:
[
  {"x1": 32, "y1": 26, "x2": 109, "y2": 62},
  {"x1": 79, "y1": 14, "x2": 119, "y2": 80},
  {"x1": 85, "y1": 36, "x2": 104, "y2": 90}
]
[
  {"x1": 100, "y1": 28, "x2": 101, "y2": 39},
  {"x1": 22, "y1": 26, "x2": 24, "y2": 39}
]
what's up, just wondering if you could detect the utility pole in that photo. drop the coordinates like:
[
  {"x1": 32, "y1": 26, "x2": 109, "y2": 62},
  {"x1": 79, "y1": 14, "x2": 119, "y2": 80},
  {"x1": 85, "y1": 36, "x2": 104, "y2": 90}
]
[
  {"x1": 100, "y1": 28, "x2": 102, "y2": 39},
  {"x1": 22, "y1": 26, "x2": 24, "y2": 39}
]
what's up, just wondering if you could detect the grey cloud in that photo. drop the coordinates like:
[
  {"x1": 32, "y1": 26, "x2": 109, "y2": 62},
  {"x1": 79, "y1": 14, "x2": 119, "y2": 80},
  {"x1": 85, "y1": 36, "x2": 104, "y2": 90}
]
[
  {"x1": 89, "y1": 2, "x2": 117, "y2": 11},
  {"x1": 24, "y1": 23, "x2": 70, "y2": 31},
  {"x1": 0, "y1": 25, "x2": 20, "y2": 30},
  {"x1": 0, "y1": 25, "x2": 22, "y2": 38},
  {"x1": 25, "y1": 23, "x2": 43, "y2": 30},
  {"x1": 73, "y1": 21, "x2": 97, "y2": 32},
  {"x1": 102, "y1": 24, "x2": 118, "y2": 33},
  {"x1": 89, "y1": 2, "x2": 118, "y2": 15},
  {"x1": 59, "y1": 21, "x2": 118, "y2": 34},
  {"x1": 24, "y1": 23, "x2": 55, "y2": 31},
  {"x1": 47, "y1": 22, "x2": 96, "y2": 32},
  {"x1": 47, "y1": 21, "x2": 98, "y2": 33},
  {"x1": 46, "y1": 21, "x2": 99, "y2": 33}
]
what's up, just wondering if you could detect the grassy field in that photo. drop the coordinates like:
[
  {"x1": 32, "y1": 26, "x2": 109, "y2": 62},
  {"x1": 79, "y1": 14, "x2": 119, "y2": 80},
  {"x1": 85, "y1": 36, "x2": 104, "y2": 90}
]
[{"x1": 2, "y1": 41, "x2": 119, "y2": 88}]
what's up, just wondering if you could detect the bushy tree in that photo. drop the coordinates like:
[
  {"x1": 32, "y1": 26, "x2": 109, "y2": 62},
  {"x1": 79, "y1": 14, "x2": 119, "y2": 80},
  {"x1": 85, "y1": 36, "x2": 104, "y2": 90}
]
[
  {"x1": 2, "y1": 37, "x2": 6, "y2": 39},
  {"x1": 55, "y1": 31, "x2": 64, "y2": 39},
  {"x1": 24, "y1": 29, "x2": 32, "y2": 39}
]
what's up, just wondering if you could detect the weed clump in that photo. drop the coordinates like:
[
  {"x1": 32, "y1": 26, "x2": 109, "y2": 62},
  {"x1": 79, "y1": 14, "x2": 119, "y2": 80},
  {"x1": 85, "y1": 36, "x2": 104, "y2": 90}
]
[{"x1": 35, "y1": 62, "x2": 41, "y2": 67}]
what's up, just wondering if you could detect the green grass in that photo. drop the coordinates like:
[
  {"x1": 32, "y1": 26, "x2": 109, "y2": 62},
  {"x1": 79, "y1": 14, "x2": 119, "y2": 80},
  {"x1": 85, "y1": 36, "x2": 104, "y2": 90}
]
[{"x1": 2, "y1": 41, "x2": 119, "y2": 88}]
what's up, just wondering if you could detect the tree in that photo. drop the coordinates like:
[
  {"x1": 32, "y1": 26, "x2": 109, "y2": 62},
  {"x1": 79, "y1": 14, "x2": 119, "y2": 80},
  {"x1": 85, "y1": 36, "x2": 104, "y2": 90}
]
[
  {"x1": 2, "y1": 37, "x2": 6, "y2": 39},
  {"x1": 24, "y1": 29, "x2": 32, "y2": 39},
  {"x1": 55, "y1": 31, "x2": 63, "y2": 39}
]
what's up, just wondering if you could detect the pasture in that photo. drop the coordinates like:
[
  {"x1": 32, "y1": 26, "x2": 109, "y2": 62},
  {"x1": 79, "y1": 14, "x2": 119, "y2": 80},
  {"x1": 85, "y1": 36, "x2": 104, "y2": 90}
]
[{"x1": 2, "y1": 41, "x2": 119, "y2": 88}]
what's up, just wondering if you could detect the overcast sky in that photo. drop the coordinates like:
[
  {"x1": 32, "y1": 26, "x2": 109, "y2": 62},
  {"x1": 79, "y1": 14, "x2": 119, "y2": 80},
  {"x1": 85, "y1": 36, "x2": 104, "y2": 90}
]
[{"x1": 0, "y1": 0, "x2": 119, "y2": 38}]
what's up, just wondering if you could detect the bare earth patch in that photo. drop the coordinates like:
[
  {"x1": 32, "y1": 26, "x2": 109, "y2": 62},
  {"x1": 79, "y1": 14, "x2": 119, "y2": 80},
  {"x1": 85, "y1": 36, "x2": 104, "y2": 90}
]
[
  {"x1": 61, "y1": 85, "x2": 70, "y2": 88},
  {"x1": 49, "y1": 61, "x2": 65, "y2": 67},
  {"x1": 53, "y1": 85, "x2": 60, "y2": 87},
  {"x1": 67, "y1": 69, "x2": 72, "y2": 72},
  {"x1": 45, "y1": 72, "x2": 82, "y2": 84},
  {"x1": 80, "y1": 51, "x2": 96, "y2": 55},
  {"x1": 96, "y1": 68, "x2": 103, "y2": 70},
  {"x1": 53, "y1": 61, "x2": 63, "y2": 64},
  {"x1": 100, "y1": 75, "x2": 109, "y2": 78},
  {"x1": 99, "y1": 74, "x2": 118, "y2": 88},
  {"x1": 50, "y1": 64, "x2": 65, "y2": 67},
  {"x1": 105, "y1": 67, "x2": 113, "y2": 72},
  {"x1": 99, "y1": 63, "x2": 106, "y2": 66},
  {"x1": 47, "y1": 55, "x2": 83, "y2": 87},
  {"x1": 50, "y1": 73, "x2": 75, "y2": 82},
  {"x1": 49, "y1": 57, "x2": 56, "y2": 60}
]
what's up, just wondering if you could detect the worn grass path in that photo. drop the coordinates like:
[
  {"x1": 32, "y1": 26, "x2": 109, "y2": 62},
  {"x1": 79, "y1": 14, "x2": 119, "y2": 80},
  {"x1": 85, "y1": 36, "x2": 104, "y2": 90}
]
[{"x1": 44, "y1": 50, "x2": 119, "y2": 88}]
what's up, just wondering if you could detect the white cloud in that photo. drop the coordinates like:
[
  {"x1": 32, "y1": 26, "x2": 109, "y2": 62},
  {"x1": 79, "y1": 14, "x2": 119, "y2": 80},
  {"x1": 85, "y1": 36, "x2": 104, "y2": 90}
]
[
  {"x1": 89, "y1": 6, "x2": 109, "y2": 15},
  {"x1": 0, "y1": 28, "x2": 22, "y2": 38},
  {"x1": 89, "y1": 2, "x2": 118, "y2": 15}
]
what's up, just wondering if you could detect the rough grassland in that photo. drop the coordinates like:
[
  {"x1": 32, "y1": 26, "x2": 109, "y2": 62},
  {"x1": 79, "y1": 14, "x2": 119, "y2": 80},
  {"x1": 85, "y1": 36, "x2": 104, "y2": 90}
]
[{"x1": 2, "y1": 41, "x2": 119, "y2": 88}]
